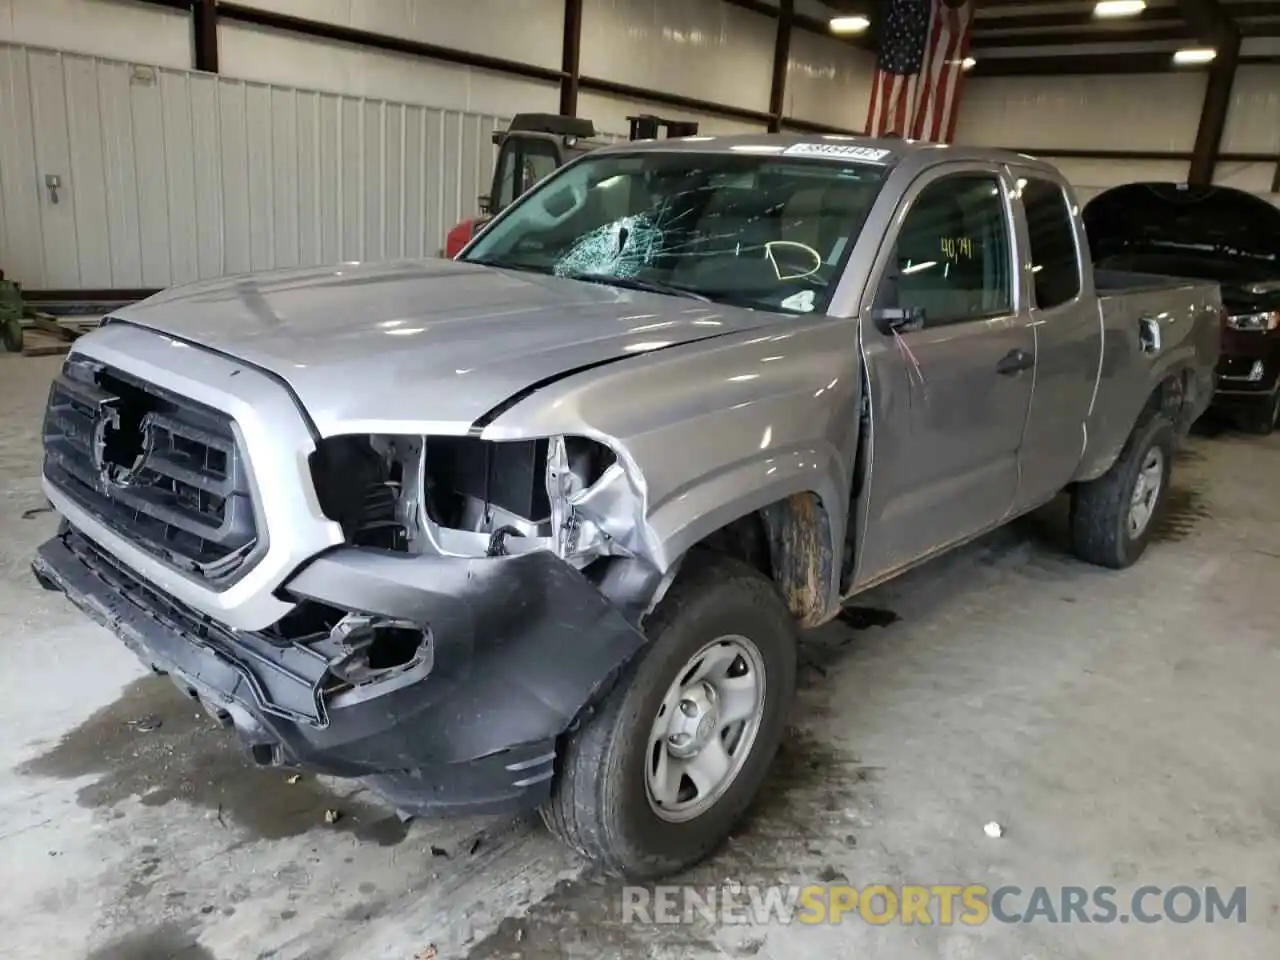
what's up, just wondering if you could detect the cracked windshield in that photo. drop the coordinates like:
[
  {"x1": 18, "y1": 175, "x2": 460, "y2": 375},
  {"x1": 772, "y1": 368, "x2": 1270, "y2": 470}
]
[{"x1": 461, "y1": 148, "x2": 890, "y2": 314}]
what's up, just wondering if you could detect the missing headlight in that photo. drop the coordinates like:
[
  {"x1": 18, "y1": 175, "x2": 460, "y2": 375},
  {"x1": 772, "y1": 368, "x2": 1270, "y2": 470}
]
[
  {"x1": 309, "y1": 435, "x2": 408, "y2": 551},
  {"x1": 423, "y1": 436, "x2": 552, "y2": 532}
]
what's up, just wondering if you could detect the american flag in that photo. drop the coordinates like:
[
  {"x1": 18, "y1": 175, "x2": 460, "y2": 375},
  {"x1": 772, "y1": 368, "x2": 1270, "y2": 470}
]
[{"x1": 865, "y1": 0, "x2": 975, "y2": 143}]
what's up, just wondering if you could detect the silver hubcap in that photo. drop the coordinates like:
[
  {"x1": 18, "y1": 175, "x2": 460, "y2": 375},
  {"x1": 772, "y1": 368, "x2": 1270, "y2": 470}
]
[
  {"x1": 645, "y1": 636, "x2": 767, "y2": 823},
  {"x1": 1128, "y1": 446, "x2": 1164, "y2": 538}
]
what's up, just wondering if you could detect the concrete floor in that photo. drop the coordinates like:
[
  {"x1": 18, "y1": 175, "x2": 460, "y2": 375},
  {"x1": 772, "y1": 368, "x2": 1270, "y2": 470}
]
[{"x1": 2, "y1": 352, "x2": 1278, "y2": 960}]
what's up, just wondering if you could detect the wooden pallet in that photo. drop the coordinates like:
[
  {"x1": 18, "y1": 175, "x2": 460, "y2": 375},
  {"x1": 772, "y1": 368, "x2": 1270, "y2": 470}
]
[
  {"x1": 19, "y1": 312, "x2": 101, "y2": 357},
  {"x1": 21, "y1": 328, "x2": 72, "y2": 357}
]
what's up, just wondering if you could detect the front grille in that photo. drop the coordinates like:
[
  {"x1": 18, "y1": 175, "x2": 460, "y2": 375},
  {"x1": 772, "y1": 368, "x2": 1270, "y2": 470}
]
[{"x1": 42, "y1": 358, "x2": 259, "y2": 583}]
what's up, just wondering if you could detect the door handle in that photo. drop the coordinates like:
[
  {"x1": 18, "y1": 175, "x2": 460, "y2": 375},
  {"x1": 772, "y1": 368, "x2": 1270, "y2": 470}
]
[
  {"x1": 1139, "y1": 314, "x2": 1162, "y2": 355},
  {"x1": 996, "y1": 348, "x2": 1035, "y2": 375}
]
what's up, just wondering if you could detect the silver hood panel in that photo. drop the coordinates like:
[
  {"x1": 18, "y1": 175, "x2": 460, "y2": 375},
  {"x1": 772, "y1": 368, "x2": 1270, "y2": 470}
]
[{"x1": 114, "y1": 259, "x2": 780, "y2": 436}]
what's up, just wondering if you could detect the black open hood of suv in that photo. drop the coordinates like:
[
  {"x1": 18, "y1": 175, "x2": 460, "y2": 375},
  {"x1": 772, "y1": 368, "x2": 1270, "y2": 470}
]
[
  {"x1": 1083, "y1": 183, "x2": 1280, "y2": 308},
  {"x1": 1083, "y1": 182, "x2": 1280, "y2": 270}
]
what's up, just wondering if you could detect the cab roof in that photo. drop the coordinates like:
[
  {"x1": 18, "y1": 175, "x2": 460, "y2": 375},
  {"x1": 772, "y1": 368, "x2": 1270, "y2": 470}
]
[{"x1": 595, "y1": 132, "x2": 1061, "y2": 177}]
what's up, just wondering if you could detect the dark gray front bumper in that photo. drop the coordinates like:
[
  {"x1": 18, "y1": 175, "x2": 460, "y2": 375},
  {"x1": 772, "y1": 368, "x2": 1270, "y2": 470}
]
[{"x1": 33, "y1": 529, "x2": 647, "y2": 816}]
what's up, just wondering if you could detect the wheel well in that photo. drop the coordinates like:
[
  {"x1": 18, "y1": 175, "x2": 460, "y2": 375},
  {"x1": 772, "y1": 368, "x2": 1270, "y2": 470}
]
[
  {"x1": 691, "y1": 492, "x2": 834, "y2": 628},
  {"x1": 1143, "y1": 369, "x2": 1191, "y2": 431}
]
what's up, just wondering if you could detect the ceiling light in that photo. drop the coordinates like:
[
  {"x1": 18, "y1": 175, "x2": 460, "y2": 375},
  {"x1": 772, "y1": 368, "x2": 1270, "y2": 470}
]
[
  {"x1": 1173, "y1": 47, "x2": 1216, "y2": 64},
  {"x1": 829, "y1": 15, "x2": 870, "y2": 34},
  {"x1": 1093, "y1": 0, "x2": 1146, "y2": 18}
]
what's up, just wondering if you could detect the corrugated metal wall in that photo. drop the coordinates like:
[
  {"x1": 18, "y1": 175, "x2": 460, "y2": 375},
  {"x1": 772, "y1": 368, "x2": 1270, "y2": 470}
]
[{"x1": 0, "y1": 41, "x2": 504, "y2": 289}]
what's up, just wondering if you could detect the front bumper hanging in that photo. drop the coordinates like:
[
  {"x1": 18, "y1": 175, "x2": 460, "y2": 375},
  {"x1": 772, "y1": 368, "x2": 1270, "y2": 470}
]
[{"x1": 33, "y1": 527, "x2": 647, "y2": 816}]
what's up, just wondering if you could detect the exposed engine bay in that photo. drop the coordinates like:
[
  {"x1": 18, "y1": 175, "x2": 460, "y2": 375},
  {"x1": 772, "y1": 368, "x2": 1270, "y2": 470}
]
[{"x1": 308, "y1": 432, "x2": 645, "y2": 569}]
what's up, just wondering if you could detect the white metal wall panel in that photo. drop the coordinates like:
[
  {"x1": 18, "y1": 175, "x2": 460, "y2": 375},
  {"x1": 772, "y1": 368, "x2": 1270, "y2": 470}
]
[
  {"x1": 27, "y1": 48, "x2": 78, "y2": 288},
  {"x1": 218, "y1": 22, "x2": 560, "y2": 118},
  {"x1": 955, "y1": 74, "x2": 1206, "y2": 153},
  {"x1": 162, "y1": 71, "x2": 201, "y2": 286},
  {"x1": 0, "y1": 44, "x2": 43, "y2": 287},
  {"x1": 219, "y1": 80, "x2": 252, "y2": 277},
  {"x1": 190, "y1": 74, "x2": 224, "y2": 279},
  {"x1": 0, "y1": 0, "x2": 190, "y2": 69},
  {"x1": 1041, "y1": 157, "x2": 1191, "y2": 205},
  {"x1": 1221, "y1": 65, "x2": 1280, "y2": 156},
  {"x1": 97, "y1": 59, "x2": 142, "y2": 287},
  {"x1": 577, "y1": 90, "x2": 765, "y2": 139},
  {"x1": 0, "y1": 42, "x2": 506, "y2": 289},
  {"x1": 64, "y1": 53, "x2": 110, "y2": 287},
  {"x1": 230, "y1": 0, "x2": 564, "y2": 69},
  {"x1": 785, "y1": 29, "x2": 875, "y2": 131},
  {"x1": 580, "y1": 0, "x2": 774, "y2": 114}
]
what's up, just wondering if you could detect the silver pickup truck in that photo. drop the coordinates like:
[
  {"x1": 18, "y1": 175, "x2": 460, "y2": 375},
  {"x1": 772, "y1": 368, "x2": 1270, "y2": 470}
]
[{"x1": 33, "y1": 135, "x2": 1219, "y2": 880}]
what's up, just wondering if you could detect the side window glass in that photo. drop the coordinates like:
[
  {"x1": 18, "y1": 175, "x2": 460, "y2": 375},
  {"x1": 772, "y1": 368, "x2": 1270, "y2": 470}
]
[
  {"x1": 523, "y1": 149, "x2": 560, "y2": 194},
  {"x1": 493, "y1": 146, "x2": 518, "y2": 212},
  {"x1": 887, "y1": 174, "x2": 1012, "y2": 328},
  {"x1": 493, "y1": 141, "x2": 561, "y2": 213},
  {"x1": 1020, "y1": 178, "x2": 1081, "y2": 309}
]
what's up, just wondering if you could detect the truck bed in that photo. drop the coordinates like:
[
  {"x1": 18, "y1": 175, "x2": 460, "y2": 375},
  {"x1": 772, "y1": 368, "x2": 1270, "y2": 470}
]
[
  {"x1": 1083, "y1": 270, "x2": 1221, "y2": 479},
  {"x1": 1093, "y1": 268, "x2": 1212, "y2": 295}
]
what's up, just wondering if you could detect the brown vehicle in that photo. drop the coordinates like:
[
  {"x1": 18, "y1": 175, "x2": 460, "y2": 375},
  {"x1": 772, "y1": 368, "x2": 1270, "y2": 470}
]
[{"x1": 1085, "y1": 182, "x2": 1280, "y2": 433}]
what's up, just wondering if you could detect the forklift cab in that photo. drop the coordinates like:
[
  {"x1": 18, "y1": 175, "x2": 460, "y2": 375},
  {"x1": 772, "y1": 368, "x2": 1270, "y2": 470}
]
[
  {"x1": 482, "y1": 113, "x2": 701, "y2": 216},
  {"x1": 481, "y1": 114, "x2": 599, "y2": 216},
  {"x1": 445, "y1": 112, "x2": 700, "y2": 258}
]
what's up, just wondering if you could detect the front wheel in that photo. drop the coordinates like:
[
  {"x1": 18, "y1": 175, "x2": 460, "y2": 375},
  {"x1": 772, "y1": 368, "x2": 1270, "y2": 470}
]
[
  {"x1": 1070, "y1": 412, "x2": 1175, "y2": 569},
  {"x1": 540, "y1": 552, "x2": 797, "y2": 879}
]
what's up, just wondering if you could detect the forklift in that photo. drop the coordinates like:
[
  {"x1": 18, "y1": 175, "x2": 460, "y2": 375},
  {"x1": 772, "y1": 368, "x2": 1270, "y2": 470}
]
[{"x1": 443, "y1": 113, "x2": 700, "y2": 258}]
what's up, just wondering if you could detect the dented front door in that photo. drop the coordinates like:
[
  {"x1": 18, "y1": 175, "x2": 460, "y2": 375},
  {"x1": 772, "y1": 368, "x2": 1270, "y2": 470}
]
[{"x1": 854, "y1": 163, "x2": 1034, "y2": 588}]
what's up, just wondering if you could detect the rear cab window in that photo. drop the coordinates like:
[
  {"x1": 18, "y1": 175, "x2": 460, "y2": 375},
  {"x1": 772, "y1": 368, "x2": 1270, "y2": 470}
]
[{"x1": 1018, "y1": 177, "x2": 1082, "y2": 310}]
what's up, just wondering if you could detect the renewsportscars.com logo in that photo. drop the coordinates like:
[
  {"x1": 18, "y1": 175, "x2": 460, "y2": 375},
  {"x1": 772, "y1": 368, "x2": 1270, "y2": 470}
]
[{"x1": 621, "y1": 884, "x2": 1248, "y2": 926}]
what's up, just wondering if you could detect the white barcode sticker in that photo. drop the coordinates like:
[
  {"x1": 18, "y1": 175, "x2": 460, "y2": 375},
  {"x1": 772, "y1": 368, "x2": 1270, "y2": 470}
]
[{"x1": 782, "y1": 143, "x2": 893, "y2": 163}]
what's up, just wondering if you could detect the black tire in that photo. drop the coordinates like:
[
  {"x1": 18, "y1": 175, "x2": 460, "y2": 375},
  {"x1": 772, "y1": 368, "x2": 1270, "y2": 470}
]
[
  {"x1": 540, "y1": 552, "x2": 797, "y2": 879},
  {"x1": 1070, "y1": 412, "x2": 1176, "y2": 569},
  {"x1": 1242, "y1": 391, "x2": 1279, "y2": 436}
]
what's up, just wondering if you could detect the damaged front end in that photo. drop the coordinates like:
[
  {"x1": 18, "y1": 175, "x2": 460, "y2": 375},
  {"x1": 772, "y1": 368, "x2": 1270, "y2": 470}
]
[
  {"x1": 321, "y1": 431, "x2": 652, "y2": 567},
  {"x1": 34, "y1": 427, "x2": 666, "y2": 816}
]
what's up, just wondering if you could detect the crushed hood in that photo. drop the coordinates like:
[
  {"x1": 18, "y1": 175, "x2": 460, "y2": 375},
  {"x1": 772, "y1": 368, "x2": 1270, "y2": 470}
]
[{"x1": 113, "y1": 259, "x2": 778, "y2": 436}]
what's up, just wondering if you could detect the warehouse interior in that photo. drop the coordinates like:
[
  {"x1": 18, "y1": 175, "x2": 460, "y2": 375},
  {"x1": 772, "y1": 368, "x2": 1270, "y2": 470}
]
[{"x1": 1, "y1": 0, "x2": 1279, "y2": 958}]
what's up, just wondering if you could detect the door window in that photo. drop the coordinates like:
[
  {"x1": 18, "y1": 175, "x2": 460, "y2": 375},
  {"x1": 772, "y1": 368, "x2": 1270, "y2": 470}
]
[
  {"x1": 1019, "y1": 178, "x2": 1081, "y2": 309},
  {"x1": 887, "y1": 174, "x2": 1013, "y2": 327}
]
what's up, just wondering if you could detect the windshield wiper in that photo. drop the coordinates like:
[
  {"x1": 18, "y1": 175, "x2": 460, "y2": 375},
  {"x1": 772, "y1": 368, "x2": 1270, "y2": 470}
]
[{"x1": 559, "y1": 271, "x2": 712, "y2": 302}]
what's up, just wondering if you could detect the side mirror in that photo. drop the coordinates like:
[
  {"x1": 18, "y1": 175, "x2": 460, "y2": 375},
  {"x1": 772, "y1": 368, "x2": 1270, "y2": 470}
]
[
  {"x1": 873, "y1": 305, "x2": 926, "y2": 335},
  {"x1": 478, "y1": 194, "x2": 493, "y2": 215}
]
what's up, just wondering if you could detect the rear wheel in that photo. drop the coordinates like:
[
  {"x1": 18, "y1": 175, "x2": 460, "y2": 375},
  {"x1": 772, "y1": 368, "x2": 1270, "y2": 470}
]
[
  {"x1": 1070, "y1": 412, "x2": 1175, "y2": 569},
  {"x1": 540, "y1": 552, "x2": 797, "y2": 879}
]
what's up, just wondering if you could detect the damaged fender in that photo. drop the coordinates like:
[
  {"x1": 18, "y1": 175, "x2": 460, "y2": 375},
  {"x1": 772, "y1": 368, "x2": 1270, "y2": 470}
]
[{"x1": 284, "y1": 546, "x2": 649, "y2": 764}]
